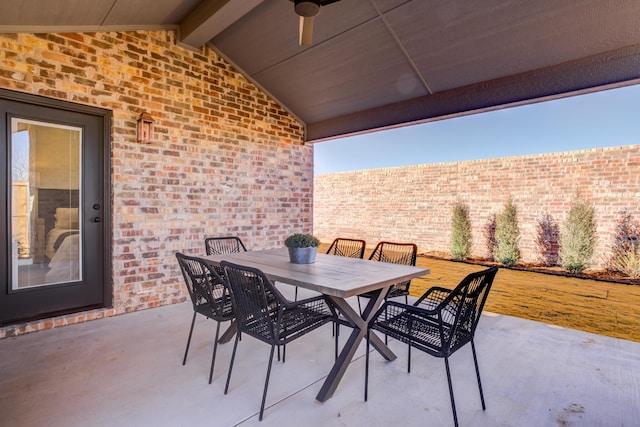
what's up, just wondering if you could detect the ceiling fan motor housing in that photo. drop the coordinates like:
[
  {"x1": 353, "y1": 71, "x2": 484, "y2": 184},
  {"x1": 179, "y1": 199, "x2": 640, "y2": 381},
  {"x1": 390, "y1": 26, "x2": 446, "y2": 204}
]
[{"x1": 294, "y1": 0, "x2": 321, "y2": 17}]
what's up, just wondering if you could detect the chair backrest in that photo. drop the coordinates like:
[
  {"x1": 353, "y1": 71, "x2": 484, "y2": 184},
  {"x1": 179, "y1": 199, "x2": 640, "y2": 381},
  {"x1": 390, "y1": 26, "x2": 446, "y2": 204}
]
[
  {"x1": 176, "y1": 252, "x2": 231, "y2": 320},
  {"x1": 326, "y1": 238, "x2": 366, "y2": 258},
  {"x1": 368, "y1": 241, "x2": 418, "y2": 293},
  {"x1": 421, "y1": 266, "x2": 498, "y2": 354},
  {"x1": 204, "y1": 236, "x2": 247, "y2": 255},
  {"x1": 221, "y1": 261, "x2": 287, "y2": 342},
  {"x1": 368, "y1": 241, "x2": 417, "y2": 266}
]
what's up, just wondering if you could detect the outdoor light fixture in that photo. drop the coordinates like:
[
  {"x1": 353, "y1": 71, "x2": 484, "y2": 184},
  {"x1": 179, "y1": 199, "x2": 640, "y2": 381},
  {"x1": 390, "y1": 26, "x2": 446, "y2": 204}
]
[
  {"x1": 137, "y1": 112, "x2": 154, "y2": 143},
  {"x1": 291, "y1": 0, "x2": 340, "y2": 45},
  {"x1": 294, "y1": 0, "x2": 321, "y2": 17}
]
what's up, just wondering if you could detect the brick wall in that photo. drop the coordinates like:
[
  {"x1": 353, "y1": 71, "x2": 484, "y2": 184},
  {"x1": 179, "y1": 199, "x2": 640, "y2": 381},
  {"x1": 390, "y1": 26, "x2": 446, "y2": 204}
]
[
  {"x1": 0, "y1": 31, "x2": 309, "y2": 337},
  {"x1": 314, "y1": 145, "x2": 640, "y2": 267}
]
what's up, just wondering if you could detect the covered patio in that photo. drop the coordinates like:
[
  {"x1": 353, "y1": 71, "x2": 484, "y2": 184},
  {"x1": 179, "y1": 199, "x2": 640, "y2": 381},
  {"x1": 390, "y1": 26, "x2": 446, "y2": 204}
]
[
  {"x1": 2, "y1": 290, "x2": 639, "y2": 426},
  {"x1": 1, "y1": 2, "x2": 640, "y2": 425},
  {"x1": 1, "y1": 1, "x2": 638, "y2": 331}
]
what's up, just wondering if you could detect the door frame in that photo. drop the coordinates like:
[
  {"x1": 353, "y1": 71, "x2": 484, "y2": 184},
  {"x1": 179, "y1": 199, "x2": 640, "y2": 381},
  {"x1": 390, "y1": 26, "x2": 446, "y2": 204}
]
[{"x1": 0, "y1": 88, "x2": 112, "y2": 321}]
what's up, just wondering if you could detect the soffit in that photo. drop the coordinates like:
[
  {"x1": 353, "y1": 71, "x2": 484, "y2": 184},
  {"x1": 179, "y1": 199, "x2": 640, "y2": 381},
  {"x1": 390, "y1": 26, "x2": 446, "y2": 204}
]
[{"x1": 2, "y1": 0, "x2": 640, "y2": 143}]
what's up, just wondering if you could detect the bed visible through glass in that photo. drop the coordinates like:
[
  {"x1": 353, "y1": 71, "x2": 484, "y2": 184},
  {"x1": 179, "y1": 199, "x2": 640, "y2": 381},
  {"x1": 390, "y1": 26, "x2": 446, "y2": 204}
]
[{"x1": 10, "y1": 118, "x2": 82, "y2": 290}]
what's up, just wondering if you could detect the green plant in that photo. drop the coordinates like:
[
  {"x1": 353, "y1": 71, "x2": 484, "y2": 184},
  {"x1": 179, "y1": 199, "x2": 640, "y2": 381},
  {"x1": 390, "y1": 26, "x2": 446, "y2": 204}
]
[
  {"x1": 560, "y1": 197, "x2": 596, "y2": 274},
  {"x1": 494, "y1": 197, "x2": 521, "y2": 267},
  {"x1": 284, "y1": 233, "x2": 320, "y2": 248},
  {"x1": 450, "y1": 201, "x2": 472, "y2": 261},
  {"x1": 608, "y1": 249, "x2": 640, "y2": 279},
  {"x1": 606, "y1": 213, "x2": 640, "y2": 278}
]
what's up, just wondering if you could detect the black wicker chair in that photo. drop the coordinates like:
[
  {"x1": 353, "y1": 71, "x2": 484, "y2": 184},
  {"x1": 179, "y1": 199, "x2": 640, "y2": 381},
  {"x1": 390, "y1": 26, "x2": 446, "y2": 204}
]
[
  {"x1": 323, "y1": 237, "x2": 366, "y2": 331},
  {"x1": 294, "y1": 237, "x2": 366, "y2": 300},
  {"x1": 204, "y1": 236, "x2": 247, "y2": 256},
  {"x1": 221, "y1": 260, "x2": 338, "y2": 421},
  {"x1": 364, "y1": 266, "x2": 499, "y2": 427},
  {"x1": 176, "y1": 252, "x2": 235, "y2": 384},
  {"x1": 326, "y1": 237, "x2": 366, "y2": 258},
  {"x1": 204, "y1": 236, "x2": 247, "y2": 278},
  {"x1": 357, "y1": 241, "x2": 418, "y2": 314}
]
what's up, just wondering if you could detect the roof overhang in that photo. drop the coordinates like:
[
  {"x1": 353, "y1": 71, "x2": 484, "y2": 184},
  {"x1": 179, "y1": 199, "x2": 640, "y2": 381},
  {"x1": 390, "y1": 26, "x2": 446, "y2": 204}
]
[{"x1": 2, "y1": 0, "x2": 640, "y2": 143}]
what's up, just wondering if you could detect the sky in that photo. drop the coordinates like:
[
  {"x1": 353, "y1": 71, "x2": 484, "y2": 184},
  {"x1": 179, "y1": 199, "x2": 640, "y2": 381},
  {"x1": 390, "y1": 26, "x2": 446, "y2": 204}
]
[{"x1": 313, "y1": 84, "x2": 640, "y2": 174}]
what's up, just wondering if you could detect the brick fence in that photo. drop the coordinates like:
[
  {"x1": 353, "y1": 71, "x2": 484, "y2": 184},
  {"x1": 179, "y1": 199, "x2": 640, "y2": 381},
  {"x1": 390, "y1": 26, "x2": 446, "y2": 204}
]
[{"x1": 314, "y1": 145, "x2": 640, "y2": 268}]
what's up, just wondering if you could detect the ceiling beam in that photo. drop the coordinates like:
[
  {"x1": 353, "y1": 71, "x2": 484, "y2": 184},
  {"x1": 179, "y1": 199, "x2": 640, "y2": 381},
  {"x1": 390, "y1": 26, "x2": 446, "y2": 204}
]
[
  {"x1": 306, "y1": 44, "x2": 640, "y2": 143},
  {"x1": 178, "y1": 0, "x2": 263, "y2": 49}
]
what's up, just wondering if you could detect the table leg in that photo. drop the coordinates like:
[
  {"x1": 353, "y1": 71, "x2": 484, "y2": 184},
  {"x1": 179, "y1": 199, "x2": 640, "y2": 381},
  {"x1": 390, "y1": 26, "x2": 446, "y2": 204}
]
[
  {"x1": 359, "y1": 290, "x2": 397, "y2": 360},
  {"x1": 316, "y1": 289, "x2": 396, "y2": 402}
]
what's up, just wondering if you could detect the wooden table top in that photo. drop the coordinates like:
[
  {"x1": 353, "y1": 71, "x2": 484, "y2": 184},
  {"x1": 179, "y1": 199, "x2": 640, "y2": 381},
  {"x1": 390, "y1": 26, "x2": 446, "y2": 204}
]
[{"x1": 202, "y1": 248, "x2": 430, "y2": 298}]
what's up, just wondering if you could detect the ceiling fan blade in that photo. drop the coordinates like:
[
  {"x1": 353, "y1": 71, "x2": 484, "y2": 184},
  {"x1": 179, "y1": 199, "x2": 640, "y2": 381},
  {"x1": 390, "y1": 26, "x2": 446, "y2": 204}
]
[{"x1": 299, "y1": 16, "x2": 314, "y2": 45}]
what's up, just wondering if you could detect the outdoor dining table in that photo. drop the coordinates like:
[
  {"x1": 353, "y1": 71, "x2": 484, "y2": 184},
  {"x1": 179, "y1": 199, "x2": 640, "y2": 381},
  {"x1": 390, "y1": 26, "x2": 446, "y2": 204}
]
[{"x1": 202, "y1": 247, "x2": 430, "y2": 402}]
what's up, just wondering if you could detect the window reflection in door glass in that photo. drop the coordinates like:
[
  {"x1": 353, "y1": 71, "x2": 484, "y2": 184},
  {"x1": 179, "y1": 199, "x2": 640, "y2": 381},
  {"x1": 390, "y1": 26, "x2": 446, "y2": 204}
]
[{"x1": 10, "y1": 118, "x2": 82, "y2": 289}]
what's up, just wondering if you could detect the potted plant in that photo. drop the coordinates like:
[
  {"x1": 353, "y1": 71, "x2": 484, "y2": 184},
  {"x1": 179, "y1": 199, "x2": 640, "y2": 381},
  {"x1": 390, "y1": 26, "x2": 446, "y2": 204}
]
[{"x1": 284, "y1": 233, "x2": 321, "y2": 264}]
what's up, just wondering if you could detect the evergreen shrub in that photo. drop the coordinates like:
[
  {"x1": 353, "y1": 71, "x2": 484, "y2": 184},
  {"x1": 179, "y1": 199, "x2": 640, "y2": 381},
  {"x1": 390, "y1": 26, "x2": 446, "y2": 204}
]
[
  {"x1": 560, "y1": 198, "x2": 596, "y2": 274},
  {"x1": 494, "y1": 197, "x2": 521, "y2": 267},
  {"x1": 450, "y1": 201, "x2": 472, "y2": 261}
]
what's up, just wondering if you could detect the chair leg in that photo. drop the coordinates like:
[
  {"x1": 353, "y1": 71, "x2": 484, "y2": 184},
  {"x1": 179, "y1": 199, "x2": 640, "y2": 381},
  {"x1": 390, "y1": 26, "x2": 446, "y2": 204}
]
[
  {"x1": 182, "y1": 312, "x2": 197, "y2": 365},
  {"x1": 444, "y1": 356, "x2": 459, "y2": 427},
  {"x1": 260, "y1": 345, "x2": 276, "y2": 421},
  {"x1": 364, "y1": 330, "x2": 371, "y2": 402},
  {"x1": 334, "y1": 322, "x2": 339, "y2": 361},
  {"x1": 407, "y1": 342, "x2": 411, "y2": 373},
  {"x1": 357, "y1": 297, "x2": 362, "y2": 315},
  {"x1": 208, "y1": 321, "x2": 222, "y2": 384},
  {"x1": 224, "y1": 333, "x2": 240, "y2": 394},
  {"x1": 384, "y1": 297, "x2": 389, "y2": 345},
  {"x1": 471, "y1": 340, "x2": 486, "y2": 410}
]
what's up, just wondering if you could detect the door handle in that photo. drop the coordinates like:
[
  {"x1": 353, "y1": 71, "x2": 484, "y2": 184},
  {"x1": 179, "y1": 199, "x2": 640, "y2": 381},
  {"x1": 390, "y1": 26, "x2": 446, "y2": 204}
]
[{"x1": 94, "y1": 217, "x2": 102, "y2": 223}]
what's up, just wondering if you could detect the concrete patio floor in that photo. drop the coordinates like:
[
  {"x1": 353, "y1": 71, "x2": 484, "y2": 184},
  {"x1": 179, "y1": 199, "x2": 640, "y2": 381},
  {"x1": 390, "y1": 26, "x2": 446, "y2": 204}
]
[{"x1": 1, "y1": 290, "x2": 639, "y2": 427}]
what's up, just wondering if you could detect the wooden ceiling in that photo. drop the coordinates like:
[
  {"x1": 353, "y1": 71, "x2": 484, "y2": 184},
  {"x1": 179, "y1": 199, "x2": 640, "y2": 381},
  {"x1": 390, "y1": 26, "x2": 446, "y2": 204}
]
[{"x1": 2, "y1": 0, "x2": 640, "y2": 142}]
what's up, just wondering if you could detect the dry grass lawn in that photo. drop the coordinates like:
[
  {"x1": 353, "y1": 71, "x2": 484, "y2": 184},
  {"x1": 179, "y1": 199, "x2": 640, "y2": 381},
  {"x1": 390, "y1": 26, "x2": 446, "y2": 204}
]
[
  {"x1": 319, "y1": 244, "x2": 639, "y2": 343},
  {"x1": 411, "y1": 256, "x2": 640, "y2": 343}
]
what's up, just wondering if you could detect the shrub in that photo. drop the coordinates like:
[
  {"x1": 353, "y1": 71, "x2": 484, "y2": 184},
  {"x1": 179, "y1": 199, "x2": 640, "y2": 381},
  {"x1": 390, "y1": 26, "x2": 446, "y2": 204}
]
[
  {"x1": 608, "y1": 250, "x2": 640, "y2": 279},
  {"x1": 284, "y1": 233, "x2": 320, "y2": 248},
  {"x1": 483, "y1": 214, "x2": 497, "y2": 261},
  {"x1": 494, "y1": 198, "x2": 521, "y2": 267},
  {"x1": 536, "y1": 213, "x2": 560, "y2": 266},
  {"x1": 606, "y1": 214, "x2": 640, "y2": 278},
  {"x1": 450, "y1": 201, "x2": 472, "y2": 261},
  {"x1": 559, "y1": 198, "x2": 596, "y2": 274}
]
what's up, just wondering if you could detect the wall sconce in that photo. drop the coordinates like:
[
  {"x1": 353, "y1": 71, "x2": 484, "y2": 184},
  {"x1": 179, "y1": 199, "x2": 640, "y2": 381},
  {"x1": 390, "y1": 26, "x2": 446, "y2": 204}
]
[{"x1": 137, "y1": 112, "x2": 154, "y2": 143}]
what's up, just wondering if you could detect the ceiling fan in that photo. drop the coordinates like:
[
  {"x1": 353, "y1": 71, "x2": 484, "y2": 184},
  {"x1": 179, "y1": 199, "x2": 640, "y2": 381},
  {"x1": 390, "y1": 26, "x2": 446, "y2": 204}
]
[{"x1": 291, "y1": 0, "x2": 341, "y2": 45}]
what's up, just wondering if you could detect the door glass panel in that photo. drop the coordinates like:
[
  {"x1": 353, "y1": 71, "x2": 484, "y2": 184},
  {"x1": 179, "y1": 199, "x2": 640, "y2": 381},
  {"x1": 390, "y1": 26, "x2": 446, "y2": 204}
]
[{"x1": 10, "y1": 118, "x2": 82, "y2": 289}]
